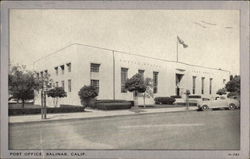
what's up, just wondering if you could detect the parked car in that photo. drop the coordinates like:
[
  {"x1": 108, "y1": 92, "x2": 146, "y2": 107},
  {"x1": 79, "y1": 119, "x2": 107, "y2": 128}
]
[
  {"x1": 8, "y1": 98, "x2": 18, "y2": 104},
  {"x1": 197, "y1": 96, "x2": 240, "y2": 111},
  {"x1": 174, "y1": 95, "x2": 209, "y2": 106}
]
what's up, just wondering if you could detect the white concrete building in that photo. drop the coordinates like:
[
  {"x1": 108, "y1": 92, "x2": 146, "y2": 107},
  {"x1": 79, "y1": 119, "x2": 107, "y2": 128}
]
[{"x1": 34, "y1": 43, "x2": 230, "y2": 107}]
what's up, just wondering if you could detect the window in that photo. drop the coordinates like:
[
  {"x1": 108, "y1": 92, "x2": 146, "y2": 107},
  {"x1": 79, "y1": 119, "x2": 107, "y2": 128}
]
[
  {"x1": 153, "y1": 72, "x2": 159, "y2": 93},
  {"x1": 91, "y1": 80, "x2": 99, "y2": 93},
  {"x1": 56, "y1": 82, "x2": 58, "y2": 87},
  {"x1": 40, "y1": 71, "x2": 44, "y2": 78},
  {"x1": 61, "y1": 81, "x2": 64, "y2": 90},
  {"x1": 68, "y1": 79, "x2": 71, "y2": 92},
  {"x1": 121, "y1": 68, "x2": 128, "y2": 93},
  {"x1": 44, "y1": 70, "x2": 48, "y2": 77},
  {"x1": 138, "y1": 69, "x2": 145, "y2": 78},
  {"x1": 90, "y1": 63, "x2": 100, "y2": 72},
  {"x1": 223, "y1": 79, "x2": 226, "y2": 84},
  {"x1": 209, "y1": 78, "x2": 213, "y2": 94},
  {"x1": 201, "y1": 77, "x2": 205, "y2": 94},
  {"x1": 192, "y1": 76, "x2": 196, "y2": 94},
  {"x1": 55, "y1": 67, "x2": 58, "y2": 75},
  {"x1": 60, "y1": 65, "x2": 65, "y2": 75},
  {"x1": 67, "y1": 63, "x2": 71, "y2": 72}
]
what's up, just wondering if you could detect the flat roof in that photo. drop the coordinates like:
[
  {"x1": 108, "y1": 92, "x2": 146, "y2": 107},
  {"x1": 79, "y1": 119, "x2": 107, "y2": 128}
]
[{"x1": 34, "y1": 43, "x2": 231, "y2": 73}]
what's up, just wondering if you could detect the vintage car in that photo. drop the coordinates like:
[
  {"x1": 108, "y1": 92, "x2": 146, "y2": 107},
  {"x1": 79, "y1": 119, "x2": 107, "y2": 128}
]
[
  {"x1": 197, "y1": 96, "x2": 240, "y2": 111},
  {"x1": 174, "y1": 95, "x2": 210, "y2": 106}
]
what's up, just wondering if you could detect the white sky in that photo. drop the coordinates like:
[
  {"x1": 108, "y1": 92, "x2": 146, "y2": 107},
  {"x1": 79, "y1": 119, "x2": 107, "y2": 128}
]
[{"x1": 10, "y1": 10, "x2": 240, "y2": 75}]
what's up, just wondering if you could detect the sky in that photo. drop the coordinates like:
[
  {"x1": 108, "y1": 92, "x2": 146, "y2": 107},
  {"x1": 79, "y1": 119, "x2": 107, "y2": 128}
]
[{"x1": 10, "y1": 10, "x2": 240, "y2": 75}]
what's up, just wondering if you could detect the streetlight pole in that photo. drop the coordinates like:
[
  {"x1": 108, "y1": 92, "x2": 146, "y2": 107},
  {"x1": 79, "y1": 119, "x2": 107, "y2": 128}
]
[
  {"x1": 41, "y1": 90, "x2": 44, "y2": 119},
  {"x1": 112, "y1": 50, "x2": 115, "y2": 100}
]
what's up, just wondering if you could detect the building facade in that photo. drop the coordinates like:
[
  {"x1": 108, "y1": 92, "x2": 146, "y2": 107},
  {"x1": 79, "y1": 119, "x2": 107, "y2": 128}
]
[{"x1": 34, "y1": 43, "x2": 230, "y2": 107}]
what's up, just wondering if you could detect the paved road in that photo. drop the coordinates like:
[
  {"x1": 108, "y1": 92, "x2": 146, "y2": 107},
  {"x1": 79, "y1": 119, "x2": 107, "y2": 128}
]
[{"x1": 9, "y1": 109, "x2": 240, "y2": 150}]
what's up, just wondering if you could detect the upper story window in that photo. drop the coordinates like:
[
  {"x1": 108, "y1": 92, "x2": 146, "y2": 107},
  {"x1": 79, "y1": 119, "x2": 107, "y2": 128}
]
[
  {"x1": 121, "y1": 68, "x2": 128, "y2": 93},
  {"x1": 55, "y1": 67, "x2": 58, "y2": 75},
  {"x1": 67, "y1": 63, "x2": 71, "y2": 72},
  {"x1": 60, "y1": 65, "x2": 65, "y2": 75},
  {"x1": 90, "y1": 63, "x2": 100, "y2": 72}
]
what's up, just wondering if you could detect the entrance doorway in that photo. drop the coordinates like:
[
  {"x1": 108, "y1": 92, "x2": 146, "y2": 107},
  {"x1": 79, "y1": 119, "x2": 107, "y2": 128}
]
[{"x1": 176, "y1": 73, "x2": 184, "y2": 96}]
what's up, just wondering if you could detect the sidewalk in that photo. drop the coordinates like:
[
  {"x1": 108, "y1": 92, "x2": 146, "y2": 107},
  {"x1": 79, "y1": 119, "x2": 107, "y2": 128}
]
[{"x1": 9, "y1": 107, "x2": 197, "y2": 124}]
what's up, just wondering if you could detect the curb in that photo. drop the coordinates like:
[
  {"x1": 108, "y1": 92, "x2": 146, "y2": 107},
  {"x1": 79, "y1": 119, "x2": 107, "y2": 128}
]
[{"x1": 9, "y1": 108, "x2": 197, "y2": 125}]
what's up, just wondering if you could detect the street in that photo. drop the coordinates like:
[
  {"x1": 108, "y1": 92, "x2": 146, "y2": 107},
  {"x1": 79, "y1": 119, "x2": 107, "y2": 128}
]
[{"x1": 9, "y1": 109, "x2": 240, "y2": 150}]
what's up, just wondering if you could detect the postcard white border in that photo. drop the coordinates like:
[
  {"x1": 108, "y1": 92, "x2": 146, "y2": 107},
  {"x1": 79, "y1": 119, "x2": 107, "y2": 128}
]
[{"x1": 1, "y1": 1, "x2": 249, "y2": 159}]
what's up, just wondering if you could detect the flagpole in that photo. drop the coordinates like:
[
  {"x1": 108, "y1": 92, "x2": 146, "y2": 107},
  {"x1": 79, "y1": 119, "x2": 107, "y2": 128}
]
[{"x1": 176, "y1": 36, "x2": 179, "y2": 62}]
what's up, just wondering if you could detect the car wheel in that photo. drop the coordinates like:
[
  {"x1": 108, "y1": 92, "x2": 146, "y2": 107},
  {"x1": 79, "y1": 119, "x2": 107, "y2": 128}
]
[
  {"x1": 202, "y1": 105, "x2": 209, "y2": 111},
  {"x1": 228, "y1": 103, "x2": 236, "y2": 110}
]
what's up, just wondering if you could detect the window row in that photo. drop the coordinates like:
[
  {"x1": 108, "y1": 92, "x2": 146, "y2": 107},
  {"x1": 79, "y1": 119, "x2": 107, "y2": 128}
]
[
  {"x1": 121, "y1": 68, "x2": 159, "y2": 94},
  {"x1": 54, "y1": 79, "x2": 72, "y2": 92},
  {"x1": 37, "y1": 70, "x2": 48, "y2": 78},
  {"x1": 54, "y1": 63, "x2": 71, "y2": 75}
]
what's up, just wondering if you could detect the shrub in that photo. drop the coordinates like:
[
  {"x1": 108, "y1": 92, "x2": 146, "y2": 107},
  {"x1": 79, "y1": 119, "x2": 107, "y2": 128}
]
[
  {"x1": 78, "y1": 85, "x2": 98, "y2": 109},
  {"x1": 154, "y1": 97, "x2": 176, "y2": 105},
  {"x1": 95, "y1": 100, "x2": 133, "y2": 110},
  {"x1": 125, "y1": 73, "x2": 146, "y2": 93},
  {"x1": 216, "y1": 88, "x2": 227, "y2": 95},
  {"x1": 9, "y1": 106, "x2": 85, "y2": 116},
  {"x1": 227, "y1": 92, "x2": 240, "y2": 99},
  {"x1": 47, "y1": 87, "x2": 67, "y2": 107}
]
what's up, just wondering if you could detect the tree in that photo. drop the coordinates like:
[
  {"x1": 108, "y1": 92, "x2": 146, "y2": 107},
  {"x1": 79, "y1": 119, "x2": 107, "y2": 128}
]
[
  {"x1": 225, "y1": 75, "x2": 240, "y2": 99},
  {"x1": 78, "y1": 85, "x2": 98, "y2": 109},
  {"x1": 142, "y1": 78, "x2": 154, "y2": 108},
  {"x1": 9, "y1": 65, "x2": 40, "y2": 108},
  {"x1": 225, "y1": 75, "x2": 240, "y2": 94},
  {"x1": 125, "y1": 73, "x2": 146, "y2": 106},
  {"x1": 9, "y1": 65, "x2": 52, "y2": 109},
  {"x1": 216, "y1": 88, "x2": 227, "y2": 95},
  {"x1": 47, "y1": 87, "x2": 67, "y2": 107}
]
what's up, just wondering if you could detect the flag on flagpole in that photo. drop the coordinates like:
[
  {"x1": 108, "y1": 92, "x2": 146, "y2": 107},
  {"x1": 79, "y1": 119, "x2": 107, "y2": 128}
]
[{"x1": 177, "y1": 36, "x2": 188, "y2": 48}]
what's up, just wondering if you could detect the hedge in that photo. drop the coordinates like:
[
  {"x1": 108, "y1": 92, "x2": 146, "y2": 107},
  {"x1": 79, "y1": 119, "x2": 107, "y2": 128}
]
[
  {"x1": 170, "y1": 95, "x2": 182, "y2": 99},
  {"x1": 154, "y1": 97, "x2": 176, "y2": 105},
  {"x1": 188, "y1": 95, "x2": 202, "y2": 99},
  {"x1": 9, "y1": 105, "x2": 85, "y2": 116},
  {"x1": 95, "y1": 100, "x2": 133, "y2": 110},
  {"x1": 95, "y1": 99, "x2": 128, "y2": 103}
]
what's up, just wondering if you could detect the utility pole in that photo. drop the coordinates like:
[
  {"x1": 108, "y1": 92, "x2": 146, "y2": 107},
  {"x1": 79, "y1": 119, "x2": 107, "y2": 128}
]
[
  {"x1": 41, "y1": 77, "x2": 47, "y2": 119},
  {"x1": 185, "y1": 90, "x2": 190, "y2": 111},
  {"x1": 176, "y1": 37, "x2": 179, "y2": 62},
  {"x1": 113, "y1": 50, "x2": 115, "y2": 100},
  {"x1": 41, "y1": 90, "x2": 44, "y2": 119}
]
